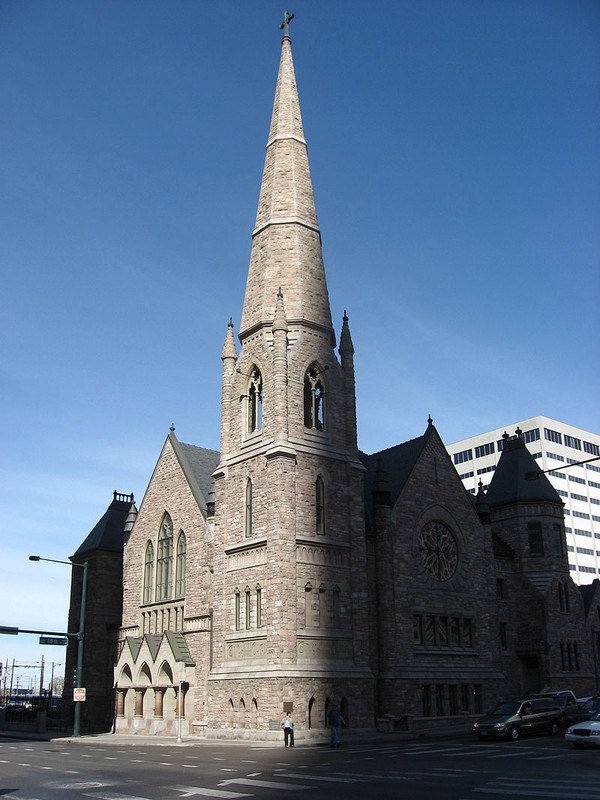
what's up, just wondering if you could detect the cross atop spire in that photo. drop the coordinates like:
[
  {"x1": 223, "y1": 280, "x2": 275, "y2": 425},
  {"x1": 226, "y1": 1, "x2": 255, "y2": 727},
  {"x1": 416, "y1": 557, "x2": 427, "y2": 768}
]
[{"x1": 280, "y1": 11, "x2": 294, "y2": 39}]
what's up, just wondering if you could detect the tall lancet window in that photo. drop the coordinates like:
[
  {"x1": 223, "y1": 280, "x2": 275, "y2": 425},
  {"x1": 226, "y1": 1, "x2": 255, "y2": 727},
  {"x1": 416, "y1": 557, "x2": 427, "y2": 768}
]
[
  {"x1": 245, "y1": 479, "x2": 253, "y2": 538},
  {"x1": 156, "y1": 513, "x2": 174, "y2": 601},
  {"x1": 143, "y1": 541, "x2": 154, "y2": 604},
  {"x1": 304, "y1": 365, "x2": 325, "y2": 430},
  {"x1": 247, "y1": 367, "x2": 263, "y2": 433},
  {"x1": 316, "y1": 475, "x2": 325, "y2": 535},
  {"x1": 175, "y1": 531, "x2": 186, "y2": 597}
]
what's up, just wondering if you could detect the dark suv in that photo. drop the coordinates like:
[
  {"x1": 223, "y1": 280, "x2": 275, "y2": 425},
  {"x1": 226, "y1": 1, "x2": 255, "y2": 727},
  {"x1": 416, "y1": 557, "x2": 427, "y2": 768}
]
[{"x1": 473, "y1": 697, "x2": 562, "y2": 740}]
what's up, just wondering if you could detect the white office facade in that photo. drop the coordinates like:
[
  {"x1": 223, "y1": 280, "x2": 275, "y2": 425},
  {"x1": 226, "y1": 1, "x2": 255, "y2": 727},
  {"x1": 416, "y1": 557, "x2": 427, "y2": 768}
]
[{"x1": 446, "y1": 416, "x2": 600, "y2": 584}]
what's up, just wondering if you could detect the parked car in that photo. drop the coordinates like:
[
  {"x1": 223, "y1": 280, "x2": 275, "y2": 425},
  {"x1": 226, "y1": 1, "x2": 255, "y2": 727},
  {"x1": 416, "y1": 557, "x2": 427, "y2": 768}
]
[
  {"x1": 473, "y1": 697, "x2": 562, "y2": 740},
  {"x1": 565, "y1": 710, "x2": 600, "y2": 748},
  {"x1": 535, "y1": 690, "x2": 581, "y2": 724}
]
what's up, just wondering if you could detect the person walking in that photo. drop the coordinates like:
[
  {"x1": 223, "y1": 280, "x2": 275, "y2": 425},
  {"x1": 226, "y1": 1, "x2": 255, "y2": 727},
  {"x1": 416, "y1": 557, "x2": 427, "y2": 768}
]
[
  {"x1": 281, "y1": 711, "x2": 295, "y2": 747},
  {"x1": 328, "y1": 704, "x2": 344, "y2": 748}
]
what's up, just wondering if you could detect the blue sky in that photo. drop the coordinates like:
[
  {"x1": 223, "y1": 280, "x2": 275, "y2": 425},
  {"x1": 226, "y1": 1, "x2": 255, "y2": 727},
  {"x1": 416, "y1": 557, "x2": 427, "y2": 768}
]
[{"x1": 1, "y1": 0, "x2": 599, "y2": 686}]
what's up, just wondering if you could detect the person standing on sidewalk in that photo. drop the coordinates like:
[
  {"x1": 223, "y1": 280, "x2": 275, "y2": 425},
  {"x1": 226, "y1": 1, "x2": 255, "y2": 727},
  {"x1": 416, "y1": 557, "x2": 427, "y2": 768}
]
[
  {"x1": 281, "y1": 711, "x2": 295, "y2": 747},
  {"x1": 328, "y1": 705, "x2": 344, "y2": 748}
]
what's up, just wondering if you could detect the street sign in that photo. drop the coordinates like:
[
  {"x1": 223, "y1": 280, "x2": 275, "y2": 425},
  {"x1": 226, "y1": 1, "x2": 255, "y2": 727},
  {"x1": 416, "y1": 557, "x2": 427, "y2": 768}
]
[
  {"x1": 73, "y1": 687, "x2": 86, "y2": 702},
  {"x1": 39, "y1": 636, "x2": 68, "y2": 646}
]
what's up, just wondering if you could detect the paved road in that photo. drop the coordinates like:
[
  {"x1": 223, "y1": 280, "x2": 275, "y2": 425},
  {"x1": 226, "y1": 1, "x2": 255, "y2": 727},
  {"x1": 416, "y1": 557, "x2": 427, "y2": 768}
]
[{"x1": 1, "y1": 733, "x2": 599, "y2": 799}]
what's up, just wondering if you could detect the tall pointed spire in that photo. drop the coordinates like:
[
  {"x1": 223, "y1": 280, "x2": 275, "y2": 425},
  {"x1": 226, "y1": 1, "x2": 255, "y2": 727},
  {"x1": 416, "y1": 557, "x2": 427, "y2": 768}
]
[{"x1": 240, "y1": 25, "x2": 334, "y2": 343}]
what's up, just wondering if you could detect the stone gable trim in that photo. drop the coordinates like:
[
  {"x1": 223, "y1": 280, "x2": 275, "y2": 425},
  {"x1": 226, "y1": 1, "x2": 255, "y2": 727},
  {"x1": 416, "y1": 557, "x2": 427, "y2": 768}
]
[
  {"x1": 225, "y1": 539, "x2": 268, "y2": 571},
  {"x1": 184, "y1": 615, "x2": 212, "y2": 632},
  {"x1": 296, "y1": 540, "x2": 351, "y2": 567}
]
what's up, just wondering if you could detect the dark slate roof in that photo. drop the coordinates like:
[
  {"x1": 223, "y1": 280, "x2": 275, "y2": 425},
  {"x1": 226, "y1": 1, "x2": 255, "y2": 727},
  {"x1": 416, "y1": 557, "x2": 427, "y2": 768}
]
[
  {"x1": 360, "y1": 425, "x2": 433, "y2": 521},
  {"x1": 72, "y1": 492, "x2": 137, "y2": 558},
  {"x1": 485, "y1": 435, "x2": 562, "y2": 508},
  {"x1": 170, "y1": 434, "x2": 220, "y2": 511},
  {"x1": 126, "y1": 636, "x2": 143, "y2": 661},
  {"x1": 579, "y1": 579, "x2": 600, "y2": 615},
  {"x1": 164, "y1": 630, "x2": 195, "y2": 664}
]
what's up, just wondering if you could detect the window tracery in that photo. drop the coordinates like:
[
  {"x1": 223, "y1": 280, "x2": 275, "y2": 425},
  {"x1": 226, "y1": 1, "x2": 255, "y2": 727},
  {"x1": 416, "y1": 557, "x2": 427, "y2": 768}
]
[
  {"x1": 304, "y1": 365, "x2": 325, "y2": 430},
  {"x1": 143, "y1": 541, "x2": 154, "y2": 604},
  {"x1": 175, "y1": 531, "x2": 186, "y2": 597},
  {"x1": 156, "y1": 514, "x2": 174, "y2": 601},
  {"x1": 247, "y1": 367, "x2": 263, "y2": 433}
]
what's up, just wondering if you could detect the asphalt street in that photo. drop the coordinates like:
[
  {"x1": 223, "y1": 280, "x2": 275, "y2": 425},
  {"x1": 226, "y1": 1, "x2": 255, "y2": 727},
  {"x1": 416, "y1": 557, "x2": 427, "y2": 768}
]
[{"x1": 1, "y1": 731, "x2": 599, "y2": 800}]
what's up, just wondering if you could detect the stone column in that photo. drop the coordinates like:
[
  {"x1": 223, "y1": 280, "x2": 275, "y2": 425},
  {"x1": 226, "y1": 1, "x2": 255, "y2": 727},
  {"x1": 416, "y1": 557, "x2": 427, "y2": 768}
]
[
  {"x1": 116, "y1": 689, "x2": 126, "y2": 718},
  {"x1": 154, "y1": 688, "x2": 165, "y2": 719},
  {"x1": 134, "y1": 688, "x2": 146, "y2": 717}
]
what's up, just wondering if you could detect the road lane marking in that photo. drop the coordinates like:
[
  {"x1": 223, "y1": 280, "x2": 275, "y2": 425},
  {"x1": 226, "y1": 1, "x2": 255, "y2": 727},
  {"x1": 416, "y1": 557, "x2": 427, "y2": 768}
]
[{"x1": 170, "y1": 786, "x2": 252, "y2": 798}]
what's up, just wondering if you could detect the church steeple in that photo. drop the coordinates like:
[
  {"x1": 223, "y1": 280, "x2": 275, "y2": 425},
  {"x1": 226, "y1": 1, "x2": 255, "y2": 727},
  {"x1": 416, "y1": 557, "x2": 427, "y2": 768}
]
[{"x1": 239, "y1": 22, "x2": 334, "y2": 343}]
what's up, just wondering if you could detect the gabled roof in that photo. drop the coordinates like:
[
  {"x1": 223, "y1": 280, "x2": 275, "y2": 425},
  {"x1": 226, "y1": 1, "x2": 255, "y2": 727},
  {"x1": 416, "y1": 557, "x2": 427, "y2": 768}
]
[
  {"x1": 579, "y1": 579, "x2": 600, "y2": 615},
  {"x1": 123, "y1": 632, "x2": 194, "y2": 666},
  {"x1": 485, "y1": 434, "x2": 562, "y2": 508},
  {"x1": 72, "y1": 492, "x2": 137, "y2": 558},
  {"x1": 164, "y1": 631, "x2": 194, "y2": 665},
  {"x1": 361, "y1": 425, "x2": 434, "y2": 516},
  {"x1": 169, "y1": 433, "x2": 219, "y2": 512}
]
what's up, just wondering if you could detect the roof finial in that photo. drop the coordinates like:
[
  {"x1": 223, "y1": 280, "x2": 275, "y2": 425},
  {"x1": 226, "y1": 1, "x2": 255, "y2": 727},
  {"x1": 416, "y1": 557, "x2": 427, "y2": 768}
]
[
  {"x1": 280, "y1": 10, "x2": 294, "y2": 39},
  {"x1": 170, "y1": 423, "x2": 175, "y2": 433}
]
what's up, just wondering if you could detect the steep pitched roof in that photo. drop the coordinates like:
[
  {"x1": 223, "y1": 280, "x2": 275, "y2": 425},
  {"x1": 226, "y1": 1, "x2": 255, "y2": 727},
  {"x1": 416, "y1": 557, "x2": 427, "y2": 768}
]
[
  {"x1": 169, "y1": 433, "x2": 219, "y2": 512},
  {"x1": 485, "y1": 434, "x2": 562, "y2": 508},
  {"x1": 361, "y1": 425, "x2": 434, "y2": 518},
  {"x1": 72, "y1": 492, "x2": 137, "y2": 558}
]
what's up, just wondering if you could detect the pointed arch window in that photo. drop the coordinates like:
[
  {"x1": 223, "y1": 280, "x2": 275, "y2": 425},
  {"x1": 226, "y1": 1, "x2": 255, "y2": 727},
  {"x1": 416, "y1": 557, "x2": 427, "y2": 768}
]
[
  {"x1": 175, "y1": 531, "x2": 186, "y2": 597},
  {"x1": 156, "y1": 514, "x2": 174, "y2": 601},
  {"x1": 256, "y1": 584, "x2": 262, "y2": 628},
  {"x1": 316, "y1": 475, "x2": 325, "y2": 535},
  {"x1": 234, "y1": 588, "x2": 241, "y2": 631},
  {"x1": 304, "y1": 364, "x2": 325, "y2": 430},
  {"x1": 245, "y1": 479, "x2": 253, "y2": 537},
  {"x1": 245, "y1": 586, "x2": 251, "y2": 629},
  {"x1": 143, "y1": 541, "x2": 154, "y2": 604},
  {"x1": 247, "y1": 367, "x2": 263, "y2": 433}
]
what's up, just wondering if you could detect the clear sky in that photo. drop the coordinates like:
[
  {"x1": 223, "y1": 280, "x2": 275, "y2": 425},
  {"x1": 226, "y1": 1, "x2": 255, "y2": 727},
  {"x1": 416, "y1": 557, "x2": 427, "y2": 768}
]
[{"x1": 1, "y1": 0, "x2": 599, "y2": 688}]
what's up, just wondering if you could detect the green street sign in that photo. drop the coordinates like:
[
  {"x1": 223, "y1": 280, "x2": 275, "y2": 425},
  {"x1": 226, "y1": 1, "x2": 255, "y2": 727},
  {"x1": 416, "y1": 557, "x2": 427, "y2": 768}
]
[{"x1": 39, "y1": 636, "x2": 68, "y2": 646}]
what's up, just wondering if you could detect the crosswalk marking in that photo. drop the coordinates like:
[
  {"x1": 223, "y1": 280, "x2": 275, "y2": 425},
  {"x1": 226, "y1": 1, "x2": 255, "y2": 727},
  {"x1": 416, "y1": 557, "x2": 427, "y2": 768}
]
[
  {"x1": 171, "y1": 786, "x2": 252, "y2": 798},
  {"x1": 84, "y1": 793, "x2": 152, "y2": 800},
  {"x1": 220, "y1": 777, "x2": 315, "y2": 791},
  {"x1": 277, "y1": 771, "x2": 360, "y2": 783}
]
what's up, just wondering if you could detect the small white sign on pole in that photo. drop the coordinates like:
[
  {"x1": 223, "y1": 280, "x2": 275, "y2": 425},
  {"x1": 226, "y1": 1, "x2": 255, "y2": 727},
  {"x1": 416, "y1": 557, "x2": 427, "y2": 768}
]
[{"x1": 73, "y1": 687, "x2": 86, "y2": 702}]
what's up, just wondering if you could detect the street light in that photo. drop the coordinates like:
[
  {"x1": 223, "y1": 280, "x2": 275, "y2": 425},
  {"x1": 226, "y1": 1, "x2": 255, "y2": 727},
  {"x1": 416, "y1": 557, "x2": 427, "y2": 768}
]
[{"x1": 29, "y1": 555, "x2": 88, "y2": 737}]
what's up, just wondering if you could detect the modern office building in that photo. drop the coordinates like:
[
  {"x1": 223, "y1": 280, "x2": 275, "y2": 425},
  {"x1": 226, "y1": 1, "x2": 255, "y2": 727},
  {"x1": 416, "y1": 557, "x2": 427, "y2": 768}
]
[{"x1": 447, "y1": 417, "x2": 600, "y2": 584}]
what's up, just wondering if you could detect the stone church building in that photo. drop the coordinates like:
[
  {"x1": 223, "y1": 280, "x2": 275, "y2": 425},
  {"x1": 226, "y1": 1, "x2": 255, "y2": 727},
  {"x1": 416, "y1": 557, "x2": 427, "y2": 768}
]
[{"x1": 66, "y1": 26, "x2": 600, "y2": 738}]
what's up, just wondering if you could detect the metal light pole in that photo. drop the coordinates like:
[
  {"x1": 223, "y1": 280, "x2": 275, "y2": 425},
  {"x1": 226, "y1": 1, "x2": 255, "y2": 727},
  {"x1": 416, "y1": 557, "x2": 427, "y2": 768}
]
[{"x1": 29, "y1": 555, "x2": 88, "y2": 737}]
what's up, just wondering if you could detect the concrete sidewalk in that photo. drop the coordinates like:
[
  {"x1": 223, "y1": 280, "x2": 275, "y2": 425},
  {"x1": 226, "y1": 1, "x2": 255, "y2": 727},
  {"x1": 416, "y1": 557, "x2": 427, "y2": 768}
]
[{"x1": 0, "y1": 720, "x2": 474, "y2": 747}]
